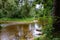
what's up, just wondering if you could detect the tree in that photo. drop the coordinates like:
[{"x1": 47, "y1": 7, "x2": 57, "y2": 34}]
[
  {"x1": 0, "y1": 0, "x2": 34, "y2": 18},
  {"x1": 53, "y1": 0, "x2": 60, "y2": 34},
  {"x1": 0, "y1": 0, "x2": 21, "y2": 18},
  {"x1": 43, "y1": 0, "x2": 53, "y2": 16}
]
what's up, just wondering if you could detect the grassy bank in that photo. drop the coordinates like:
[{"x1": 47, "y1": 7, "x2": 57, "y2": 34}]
[{"x1": 0, "y1": 17, "x2": 35, "y2": 23}]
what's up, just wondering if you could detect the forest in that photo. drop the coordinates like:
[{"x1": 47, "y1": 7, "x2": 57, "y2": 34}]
[
  {"x1": 1, "y1": 0, "x2": 60, "y2": 40},
  {"x1": 0, "y1": 0, "x2": 52, "y2": 19}
]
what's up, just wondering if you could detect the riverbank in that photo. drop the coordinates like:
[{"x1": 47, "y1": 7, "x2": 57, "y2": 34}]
[{"x1": 0, "y1": 18, "x2": 38, "y2": 24}]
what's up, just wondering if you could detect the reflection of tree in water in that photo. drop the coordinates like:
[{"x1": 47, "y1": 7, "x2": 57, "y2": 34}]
[
  {"x1": 1, "y1": 28, "x2": 9, "y2": 40},
  {"x1": 0, "y1": 22, "x2": 42, "y2": 40}
]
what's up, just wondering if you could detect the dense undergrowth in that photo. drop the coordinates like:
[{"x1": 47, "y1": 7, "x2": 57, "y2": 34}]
[{"x1": 34, "y1": 16, "x2": 53, "y2": 40}]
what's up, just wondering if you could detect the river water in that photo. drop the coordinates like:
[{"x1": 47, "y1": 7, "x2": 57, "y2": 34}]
[{"x1": 0, "y1": 22, "x2": 42, "y2": 40}]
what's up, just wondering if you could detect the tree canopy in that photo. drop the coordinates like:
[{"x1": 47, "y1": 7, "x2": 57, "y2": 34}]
[{"x1": 0, "y1": 0, "x2": 53, "y2": 18}]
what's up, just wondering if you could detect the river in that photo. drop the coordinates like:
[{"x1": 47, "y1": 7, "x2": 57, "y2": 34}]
[{"x1": 0, "y1": 22, "x2": 42, "y2": 40}]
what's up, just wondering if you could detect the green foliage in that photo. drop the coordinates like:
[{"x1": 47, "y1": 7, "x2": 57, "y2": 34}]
[
  {"x1": 42, "y1": 0, "x2": 53, "y2": 39},
  {"x1": 34, "y1": 34, "x2": 52, "y2": 40},
  {"x1": 0, "y1": 0, "x2": 32, "y2": 18},
  {"x1": 35, "y1": 16, "x2": 53, "y2": 40},
  {"x1": 35, "y1": 0, "x2": 53, "y2": 40}
]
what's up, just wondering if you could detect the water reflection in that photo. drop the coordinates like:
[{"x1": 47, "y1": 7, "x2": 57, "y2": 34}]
[
  {"x1": 17, "y1": 26, "x2": 23, "y2": 37},
  {"x1": 1, "y1": 28, "x2": 9, "y2": 40},
  {"x1": 0, "y1": 22, "x2": 42, "y2": 40}
]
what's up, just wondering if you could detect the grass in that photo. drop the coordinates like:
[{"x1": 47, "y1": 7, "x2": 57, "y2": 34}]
[{"x1": 0, "y1": 17, "x2": 35, "y2": 23}]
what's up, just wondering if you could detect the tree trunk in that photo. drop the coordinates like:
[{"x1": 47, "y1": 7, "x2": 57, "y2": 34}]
[{"x1": 53, "y1": 0, "x2": 60, "y2": 37}]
